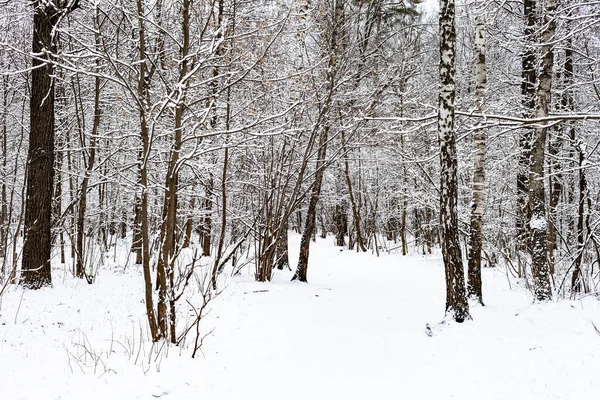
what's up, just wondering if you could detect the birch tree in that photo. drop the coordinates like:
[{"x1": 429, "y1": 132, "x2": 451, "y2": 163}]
[
  {"x1": 438, "y1": 0, "x2": 469, "y2": 322},
  {"x1": 467, "y1": 0, "x2": 486, "y2": 305}
]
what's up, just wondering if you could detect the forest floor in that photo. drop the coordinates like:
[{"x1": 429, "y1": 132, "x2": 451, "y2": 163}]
[{"x1": 1, "y1": 234, "x2": 599, "y2": 399}]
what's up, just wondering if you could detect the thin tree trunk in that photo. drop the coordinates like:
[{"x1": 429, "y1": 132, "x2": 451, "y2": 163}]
[
  {"x1": 182, "y1": 195, "x2": 195, "y2": 248},
  {"x1": 76, "y1": 15, "x2": 102, "y2": 279},
  {"x1": 341, "y1": 130, "x2": 367, "y2": 252},
  {"x1": 212, "y1": 66, "x2": 231, "y2": 290},
  {"x1": 400, "y1": 132, "x2": 408, "y2": 256},
  {"x1": 65, "y1": 112, "x2": 76, "y2": 262},
  {"x1": 438, "y1": 0, "x2": 470, "y2": 322},
  {"x1": 136, "y1": 0, "x2": 159, "y2": 341},
  {"x1": 467, "y1": 1, "x2": 486, "y2": 305},
  {"x1": 292, "y1": 0, "x2": 342, "y2": 282},
  {"x1": 53, "y1": 125, "x2": 65, "y2": 265},
  {"x1": 333, "y1": 203, "x2": 347, "y2": 247},
  {"x1": 202, "y1": 177, "x2": 213, "y2": 257},
  {"x1": 0, "y1": 76, "x2": 8, "y2": 265},
  {"x1": 572, "y1": 142, "x2": 586, "y2": 293},
  {"x1": 550, "y1": 15, "x2": 574, "y2": 276},
  {"x1": 276, "y1": 221, "x2": 290, "y2": 270},
  {"x1": 293, "y1": 126, "x2": 329, "y2": 282}
]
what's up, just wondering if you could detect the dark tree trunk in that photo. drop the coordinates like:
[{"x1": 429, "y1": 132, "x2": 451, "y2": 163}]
[
  {"x1": 132, "y1": 193, "x2": 143, "y2": 264},
  {"x1": 333, "y1": 203, "x2": 347, "y2": 247},
  {"x1": 202, "y1": 180, "x2": 213, "y2": 257},
  {"x1": 182, "y1": 195, "x2": 195, "y2": 248},
  {"x1": 572, "y1": 142, "x2": 586, "y2": 293},
  {"x1": 22, "y1": 3, "x2": 61, "y2": 289},
  {"x1": 0, "y1": 76, "x2": 7, "y2": 265},
  {"x1": 276, "y1": 222, "x2": 290, "y2": 270},
  {"x1": 293, "y1": 127, "x2": 329, "y2": 282}
]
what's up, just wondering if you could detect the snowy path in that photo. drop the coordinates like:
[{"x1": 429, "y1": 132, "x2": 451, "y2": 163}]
[{"x1": 1, "y1": 234, "x2": 600, "y2": 399}]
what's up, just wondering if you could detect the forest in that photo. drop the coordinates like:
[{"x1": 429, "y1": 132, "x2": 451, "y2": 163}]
[{"x1": 1, "y1": 0, "x2": 600, "y2": 398}]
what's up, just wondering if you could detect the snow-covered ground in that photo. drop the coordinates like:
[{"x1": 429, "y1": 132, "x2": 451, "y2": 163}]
[{"x1": 1, "y1": 234, "x2": 599, "y2": 399}]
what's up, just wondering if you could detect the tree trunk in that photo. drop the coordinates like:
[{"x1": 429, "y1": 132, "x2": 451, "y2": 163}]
[
  {"x1": 1, "y1": 76, "x2": 8, "y2": 266},
  {"x1": 516, "y1": 0, "x2": 537, "y2": 250},
  {"x1": 136, "y1": 0, "x2": 159, "y2": 341},
  {"x1": 202, "y1": 176, "x2": 213, "y2": 257},
  {"x1": 293, "y1": 126, "x2": 329, "y2": 282},
  {"x1": 292, "y1": 0, "x2": 342, "y2": 282},
  {"x1": 572, "y1": 141, "x2": 586, "y2": 293},
  {"x1": 22, "y1": 2, "x2": 61, "y2": 289},
  {"x1": 438, "y1": 0, "x2": 470, "y2": 322},
  {"x1": 528, "y1": 0, "x2": 555, "y2": 302},
  {"x1": 76, "y1": 16, "x2": 102, "y2": 279},
  {"x1": 467, "y1": 1, "x2": 486, "y2": 305},
  {"x1": 276, "y1": 221, "x2": 290, "y2": 270},
  {"x1": 341, "y1": 130, "x2": 367, "y2": 252},
  {"x1": 333, "y1": 203, "x2": 347, "y2": 247},
  {"x1": 182, "y1": 195, "x2": 195, "y2": 248},
  {"x1": 550, "y1": 14, "x2": 574, "y2": 276}
]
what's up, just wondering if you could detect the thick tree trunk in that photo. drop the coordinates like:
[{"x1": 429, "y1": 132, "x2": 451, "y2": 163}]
[
  {"x1": 22, "y1": 3, "x2": 59, "y2": 289},
  {"x1": 467, "y1": 2, "x2": 486, "y2": 305},
  {"x1": 528, "y1": 0, "x2": 555, "y2": 302},
  {"x1": 438, "y1": 0, "x2": 470, "y2": 322},
  {"x1": 516, "y1": 0, "x2": 537, "y2": 250}
]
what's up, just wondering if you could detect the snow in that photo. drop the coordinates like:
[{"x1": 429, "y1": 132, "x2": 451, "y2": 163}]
[
  {"x1": 1, "y1": 234, "x2": 600, "y2": 399},
  {"x1": 529, "y1": 216, "x2": 548, "y2": 230}
]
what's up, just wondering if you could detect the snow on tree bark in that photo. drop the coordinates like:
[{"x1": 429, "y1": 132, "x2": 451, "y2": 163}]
[
  {"x1": 528, "y1": 0, "x2": 555, "y2": 302},
  {"x1": 438, "y1": 0, "x2": 470, "y2": 322},
  {"x1": 517, "y1": 0, "x2": 537, "y2": 251}
]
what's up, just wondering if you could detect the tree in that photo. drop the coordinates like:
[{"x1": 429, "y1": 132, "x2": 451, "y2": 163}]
[
  {"x1": 467, "y1": 0, "x2": 486, "y2": 305},
  {"x1": 293, "y1": 0, "x2": 344, "y2": 283},
  {"x1": 516, "y1": 0, "x2": 537, "y2": 250},
  {"x1": 438, "y1": 0, "x2": 469, "y2": 322},
  {"x1": 22, "y1": 0, "x2": 79, "y2": 289},
  {"x1": 528, "y1": 0, "x2": 555, "y2": 301}
]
